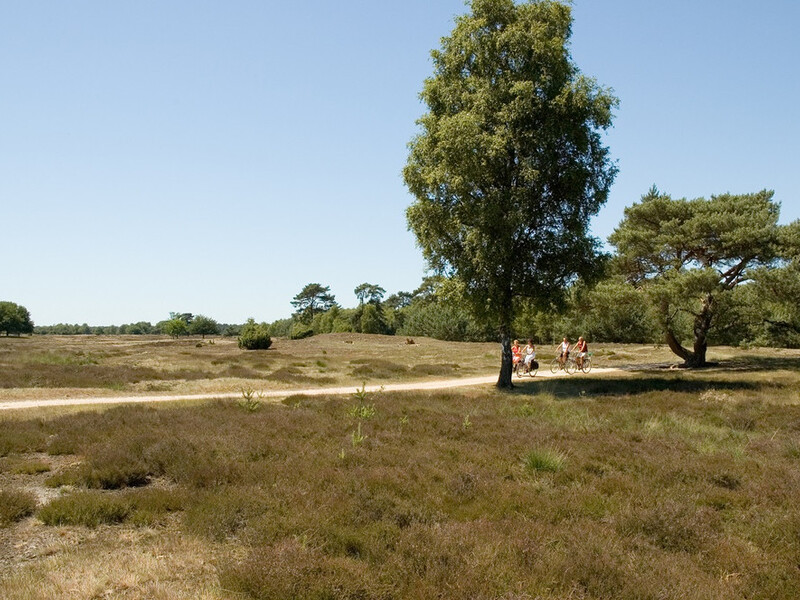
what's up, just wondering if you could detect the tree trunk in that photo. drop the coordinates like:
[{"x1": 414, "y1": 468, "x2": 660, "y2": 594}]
[
  {"x1": 496, "y1": 328, "x2": 514, "y2": 389},
  {"x1": 665, "y1": 328, "x2": 691, "y2": 363},
  {"x1": 664, "y1": 294, "x2": 714, "y2": 367},
  {"x1": 686, "y1": 294, "x2": 714, "y2": 367}
]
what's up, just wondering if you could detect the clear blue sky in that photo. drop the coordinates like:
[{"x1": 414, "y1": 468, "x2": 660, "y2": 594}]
[{"x1": 3, "y1": 1, "x2": 798, "y2": 326}]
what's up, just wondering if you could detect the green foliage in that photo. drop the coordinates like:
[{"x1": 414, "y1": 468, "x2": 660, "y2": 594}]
[
  {"x1": 348, "y1": 383, "x2": 377, "y2": 420},
  {"x1": 266, "y1": 318, "x2": 292, "y2": 338},
  {"x1": 404, "y1": 0, "x2": 617, "y2": 386},
  {"x1": 354, "y1": 283, "x2": 386, "y2": 305},
  {"x1": 0, "y1": 489, "x2": 37, "y2": 527},
  {"x1": 609, "y1": 187, "x2": 790, "y2": 365},
  {"x1": 512, "y1": 279, "x2": 662, "y2": 345},
  {"x1": 188, "y1": 315, "x2": 219, "y2": 338},
  {"x1": 748, "y1": 260, "x2": 800, "y2": 347},
  {"x1": 290, "y1": 321, "x2": 314, "y2": 340},
  {"x1": 36, "y1": 321, "x2": 156, "y2": 335},
  {"x1": 291, "y1": 283, "x2": 336, "y2": 323},
  {"x1": 310, "y1": 305, "x2": 355, "y2": 335},
  {"x1": 399, "y1": 300, "x2": 492, "y2": 342},
  {"x1": 161, "y1": 318, "x2": 188, "y2": 338},
  {"x1": 358, "y1": 303, "x2": 388, "y2": 335},
  {"x1": 239, "y1": 388, "x2": 263, "y2": 412},
  {"x1": 238, "y1": 318, "x2": 273, "y2": 350},
  {"x1": 0, "y1": 301, "x2": 34, "y2": 336}
]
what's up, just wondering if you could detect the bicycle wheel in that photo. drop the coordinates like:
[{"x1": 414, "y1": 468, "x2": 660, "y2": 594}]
[
  {"x1": 581, "y1": 357, "x2": 592, "y2": 373},
  {"x1": 564, "y1": 358, "x2": 577, "y2": 375},
  {"x1": 528, "y1": 363, "x2": 538, "y2": 377},
  {"x1": 549, "y1": 358, "x2": 560, "y2": 374}
]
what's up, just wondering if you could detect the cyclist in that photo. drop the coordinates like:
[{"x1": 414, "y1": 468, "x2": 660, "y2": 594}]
[
  {"x1": 557, "y1": 337, "x2": 570, "y2": 367},
  {"x1": 572, "y1": 336, "x2": 588, "y2": 370},
  {"x1": 523, "y1": 339, "x2": 537, "y2": 373},
  {"x1": 511, "y1": 339, "x2": 522, "y2": 372}
]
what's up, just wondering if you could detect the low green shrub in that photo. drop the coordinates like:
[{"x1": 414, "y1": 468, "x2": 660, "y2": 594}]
[
  {"x1": 38, "y1": 491, "x2": 130, "y2": 527},
  {"x1": 0, "y1": 489, "x2": 37, "y2": 527},
  {"x1": 290, "y1": 322, "x2": 314, "y2": 340},
  {"x1": 45, "y1": 470, "x2": 82, "y2": 488},
  {"x1": 238, "y1": 319, "x2": 273, "y2": 350},
  {"x1": 11, "y1": 459, "x2": 51, "y2": 474}
]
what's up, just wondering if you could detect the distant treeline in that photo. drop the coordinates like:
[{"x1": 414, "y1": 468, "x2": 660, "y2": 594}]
[
  {"x1": 34, "y1": 314, "x2": 241, "y2": 338},
  {"x1": 273, "y1": 275, "x2": 800, "y2": 349},
  {"x1": 25, "y1": 258, "x2": 800, "y2": 351}
]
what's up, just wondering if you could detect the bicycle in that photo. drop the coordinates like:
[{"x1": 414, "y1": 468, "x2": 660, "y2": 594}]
[
  {"x1": 575, "y1": 352, "x2": 592, "y2": 373},
  {"x1": 549, "y1": 355, "x2": 576, "y2": 375},
  {"x1": 516, "y1": 357, "x2": 539, "y2": 378}
]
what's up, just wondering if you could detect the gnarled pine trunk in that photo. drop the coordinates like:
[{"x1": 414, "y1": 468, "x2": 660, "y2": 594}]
[{"x1": 664, "y1": 294, "x2": 714, "y2": 368}]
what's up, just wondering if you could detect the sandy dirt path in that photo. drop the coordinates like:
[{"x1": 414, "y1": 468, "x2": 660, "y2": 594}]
[{"x1": 0, "y1": 367, "x2": 622, "y2": 411}]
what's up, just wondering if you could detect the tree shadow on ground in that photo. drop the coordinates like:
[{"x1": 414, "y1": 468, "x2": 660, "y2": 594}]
[
  {"x1": 713, "y1": 355, "x2": 800, "y2": 372},
  {"x1": 512, "y1": 376, "x2": 760, "y2": 400},
  {"x1": 619, "y1": 355, "x2": 800, "y2": 373}
]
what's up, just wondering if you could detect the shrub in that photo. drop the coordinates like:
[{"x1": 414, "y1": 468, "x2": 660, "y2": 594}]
[
  {"x1": 124, "y1": 487, "x2": 187, "y2": 526},
  {"x1": 290, "y1": 322, "x2": 314, "y2": 340},
  {"x1": 183, "y1": 488, "x2": 267, "y2": 542},
  {"x1": 38, "y1": 491, "x2": 130, "y2": 527},
  {"x1": 12, "y1": 459, "x2": 51, "y2": 474},
  {"x1": 81, "y1": 443, "x2": 151, "y2": 489},
  {"x1": 266, "y1": 318, "x2": 292, "y2": 337},
  {"x1": 238, "y1": 319, "x2": 273, "y2": 350},
  {"x1": 0, "y1": 489, "x2": 37, "y2": 527},
  {"x1": 82, "y1": 460, "x2": 150, "y2": 489},
  {"x1": 219, "y1": 539, "x2": 374, "y2": 600}
]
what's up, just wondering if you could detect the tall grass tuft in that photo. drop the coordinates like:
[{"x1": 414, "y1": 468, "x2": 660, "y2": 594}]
[
  {"x1": 522, "y1": 447, "x2": 566, "y2": 474},
  {"x1": 0, "y1": 489, "x2": 37, "y2": 527}
]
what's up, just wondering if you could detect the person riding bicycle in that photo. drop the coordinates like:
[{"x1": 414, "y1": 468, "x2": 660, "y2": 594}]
[
  {"x1": 572, "y1": 336, "x2": 588, "y2": 370},
  {"x1": 511, "y1": 339, "x2": 522, "y2": 371},
  {"x1": 557, "y1": 337, "x2": 570, "y2": 367},
  {"x1": 523, "y1": 339, "x2": 537, "y2": 373}
]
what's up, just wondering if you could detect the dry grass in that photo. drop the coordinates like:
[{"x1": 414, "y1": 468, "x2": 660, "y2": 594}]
[
  {"x1": 2, "y1": 338, "x2": 800, "y2": 598},
  {"x1": 4, "y1": 333, "x2": 794, "y2": 403},
  {"x1": 0, "y1": 333, "x2": 502, "y2": 401},
  {"x1": 0, "y1": 525, "x2": 232, "y2": 599}
]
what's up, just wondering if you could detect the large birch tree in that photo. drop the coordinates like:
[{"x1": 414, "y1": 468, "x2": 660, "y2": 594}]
[{"x1": 404, "y1": 0, "x2": 617, "y2": 388}]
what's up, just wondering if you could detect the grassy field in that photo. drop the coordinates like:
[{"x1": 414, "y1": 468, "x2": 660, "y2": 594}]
[
  {"x1": 0, "y1": 333, "x2": 504, "y2": 401},
  {"x1": 1, "y1": 335, "x2": 800, "y2": 598},
  {"x1": 0, "y1": 333, "x2": 685, "y2": 402}
]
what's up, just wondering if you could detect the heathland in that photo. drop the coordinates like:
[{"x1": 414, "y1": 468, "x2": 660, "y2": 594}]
[{"x1": 1, "y1": 334, "x2": 800, "y2": 599}]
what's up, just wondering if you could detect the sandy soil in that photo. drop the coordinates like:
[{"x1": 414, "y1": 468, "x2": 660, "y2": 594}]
[{"x1": 0, "y1": 367, "x2": 621, "y2": 411}]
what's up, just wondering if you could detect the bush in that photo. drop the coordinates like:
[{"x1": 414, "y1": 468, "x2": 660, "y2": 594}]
[
  {"x1": 399, "y1": 302, "x2": 492, "y2": 341},
  {"x1": 82, "y1": 458, "x2": 151, "y2": 490},
  {"x1": 0, "y1": 489, "x2": 37, "y2": 527},
  {"x1": 290, "y1": 322, "x2": 314, "y2": 340},
  {"x1": 38, "y1": 491, "x2": 130, "y2": 527},
  {"x1": 359, "y1": 304, "x2": 389, "y2": 335},
  {"x1": 267, "y1": 318, "x2": 292, "y2": 338},
  {"x1": 238, "y1": 319, "x2": 273, "y2": 350}
]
